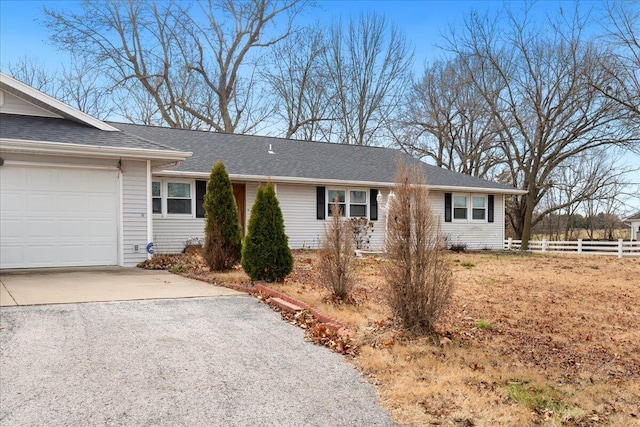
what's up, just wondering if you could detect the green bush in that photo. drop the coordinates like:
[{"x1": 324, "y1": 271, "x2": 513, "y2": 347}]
[
  {"x1": 203, "y1": 160, "x2": 242, "y2": 271},
  {"x1": 241, "y1": 182, "x2": 293, "y2": 282}
]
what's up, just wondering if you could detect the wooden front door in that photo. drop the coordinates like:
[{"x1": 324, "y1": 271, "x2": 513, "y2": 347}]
[{"x1": 232, "y1": 183, "x2": 246, "y2": 236}]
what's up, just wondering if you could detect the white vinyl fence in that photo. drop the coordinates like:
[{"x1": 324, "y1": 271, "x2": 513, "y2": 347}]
[{"x1": 504, "y1": 238, "x2": 640, "y2": 258}]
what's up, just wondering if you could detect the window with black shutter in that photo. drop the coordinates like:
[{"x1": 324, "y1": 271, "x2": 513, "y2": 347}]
[
  {"x1": 370, "y1": 189, "x2": 378, "y2": 221},
  {"x1": 316, "y1": 186, "x2": 325, "y2": 220},
  {"x1": 196, "y1": 180, "x2": 207, "y2": 218},
  {"x1": 488, "y1": 195, "x2": 494, "y2": 223},
  {"x1": 444, "y1": 193, "x2": 452, "y2": 222}
]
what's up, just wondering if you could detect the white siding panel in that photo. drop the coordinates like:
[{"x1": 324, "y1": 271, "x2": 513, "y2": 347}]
[
  {"x1": 153, "y1": 218, "x2": 205, "y2": 254},
  {"x1": 431, "y1": 191, "x2": 505, "y2": 250},
  {"x1": 0, "y1": 90, "x2": 61, "y2": 118},
  {"x1": 277, "y1": 184, "x2": 388, "y2": 250},
  {"x1": 122, "y1": 160, "x2": 149, "y2": 266},
  {"x1": 277, "y1": 183, "x2": 324, "y2": 249},
  {"x1": 151, "y1": 181, "x2": 257, "y2": 255},
  {"x1": 245, "y1": 182, "x2": 258, "y2": 231}
]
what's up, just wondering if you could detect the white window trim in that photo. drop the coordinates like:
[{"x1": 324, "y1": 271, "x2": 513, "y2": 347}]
[
  {"x1": 326, "y1": 188, "x2": 369, "y2": 219},
  {"x1": 452, "y1": 193, "x2": 469, "y2": 222},
  {"x1": 471, "y1": 195, "x2": 487, "y2": 222},
  {"x1": 152, "y1": 178, "x2": 196, "y2": 218},
  {"x1": 452, "y1": 193, "x2": 488, "y2": 223}
]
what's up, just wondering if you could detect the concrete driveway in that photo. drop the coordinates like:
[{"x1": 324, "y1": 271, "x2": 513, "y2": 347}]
[
  {"x1": 0, "y1": 267, "x2": 241, "y2": 306},
  {"x1": 0, "y1": 297, "x2": 396, "y2": 426}
]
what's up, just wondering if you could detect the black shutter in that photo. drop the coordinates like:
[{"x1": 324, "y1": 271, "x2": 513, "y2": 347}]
[
  {"x1": 196, "y1": 180, "x2": 207, "y2": 218},
  {"x1": 444, "y1": 192, "x2": 452, "y2": 222},
  {"x1": 316, "y1": 186, "x2": 325, "y2": 220},
  {"x1": 370, "y1": 189, "x2": 378, "y2": 221},
  {"x1": 488, "y1": 195, "x2": 494, "y2": 223}
]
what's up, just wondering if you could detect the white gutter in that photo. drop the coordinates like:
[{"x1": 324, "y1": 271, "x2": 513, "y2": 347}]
[
  {"x1": 0, "y1": 138, "x2": 192, "y2": 161},
  {"x1": 154, "y1": 170, "x2": 527, "y2": 195},
  {"x1": 1, "y1": 73, "x2": 121, "y2": 132}
]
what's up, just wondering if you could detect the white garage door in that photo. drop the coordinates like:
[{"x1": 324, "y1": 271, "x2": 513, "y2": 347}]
[{"x1": 0, "y1": 164, "x2": 119, "y2": 269}]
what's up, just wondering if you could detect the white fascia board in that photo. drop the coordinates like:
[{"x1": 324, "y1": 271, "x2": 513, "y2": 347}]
[
  {"x1": 427, "y1": 185, "x2": 528, "y2": 195},
  {"x1": 0, "y1": 73, "x2": 119, "y2": 132},
  {"x1": 152, "y1": 170, "x2": 395, "y2": 188},
  {"x1": 153, "y1": 170, "x2": 526, "y2": 194},
  {"x1": 0, "y1": 138, "x2": 192, "y2": 161}
]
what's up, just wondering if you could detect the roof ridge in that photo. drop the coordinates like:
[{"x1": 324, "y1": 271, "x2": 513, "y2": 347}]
[{"x1": 107, "y1": 121, "x2": 398, "y2": 152}]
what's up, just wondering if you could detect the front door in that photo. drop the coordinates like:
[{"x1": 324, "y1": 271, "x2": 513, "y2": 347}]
[{"x1": 233, "y1": 183, "x2": 246, "y2": 236}]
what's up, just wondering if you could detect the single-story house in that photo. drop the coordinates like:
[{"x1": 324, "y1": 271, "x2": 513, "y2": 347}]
[
  {"x1": 623, "y1": 211, "x2": 640, "y2": 241},
  {"x1": 0, "y1": 72, "x2": 525, "y2": 269}
]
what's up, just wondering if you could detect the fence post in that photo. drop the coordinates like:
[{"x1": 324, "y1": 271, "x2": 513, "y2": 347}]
[
  {"x1": 542, "y1": 239, "x2": 547, "y2": 253},
  {"x1": 618, "y1": 239, "x2": 623, "y2": 259},
  {"x1": 508, "y1": 237, "x2": 513, "y2": 250},
  {"x1": 577, "y1": 239, "x2": 582, "y2": 254}
]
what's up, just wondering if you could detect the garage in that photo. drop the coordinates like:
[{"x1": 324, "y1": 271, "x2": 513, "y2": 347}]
[{"x1": 0, "y1": 164, "x2": 119, "y2": 269}]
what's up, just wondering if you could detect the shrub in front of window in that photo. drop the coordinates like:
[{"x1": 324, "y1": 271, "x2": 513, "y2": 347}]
[
  {"x1": 319, "y1": 200, "x2": 356, "y2": 301},
  {"x1": 383, "y1": 159, "x2": 454, "y2": 334},
  {"x1": 203, "y1": 160, "x2": 242, "y2": 271},
  {"x1": 241, "y1": 181, "x2": 293, "y2": 282}
]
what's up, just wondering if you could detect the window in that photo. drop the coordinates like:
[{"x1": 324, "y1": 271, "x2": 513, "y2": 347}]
[
  {"x1": 453, "y1": 195, "x2": 467, "y2": 220},
  {"x1": 472, "y1": 196, "x2": 486, "y2": 220},
  {"x1": 349, "y1": 190, "x2": 367, "y2": 217},
  {"x1": 167, "y1": 182, "x2": 192, "y2": 214},
  {"x1": 152, "y1": 181, "x2": 162, "y2": 214},
  {"x1": 327, "y1": 189, "x2": 346, "y2": 216}
]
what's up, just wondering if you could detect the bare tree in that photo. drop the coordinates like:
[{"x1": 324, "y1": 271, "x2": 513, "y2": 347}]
[
  {"x1": 7, "y1": 56, "x2": 113, "y2": 119},
  {"x1": 397, "y1": 57, "x2": 502, "y2": 179},
  {"x1": 323, "y1": 12, "x2": 412, "y2": 146},
  {"x1": 597, "y1": 1, "x2": 640, "y2": 121},
  {"x1": 444, "y1": 4, "x2": 640, "y2": 249},
  {"x1": 264, "y1": 27, "x2": 332, "y2": 140},
  {"x1": 6, "y1": 57, "x2": 57, "y2": 93},
  {"x1": 383, "y1": 159, "x2": 453, "y2": 334},
  {"x1": 44, "y1": 0, "x2": 304, "y2": 132}
]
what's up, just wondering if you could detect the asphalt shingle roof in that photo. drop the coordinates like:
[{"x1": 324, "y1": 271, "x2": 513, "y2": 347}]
[
  {"x1": 110, "y1": 122, "x2": 516, "y2": 191},
  {"x1": 0, "y1": 114, "x2": 177, "y2": 152}
]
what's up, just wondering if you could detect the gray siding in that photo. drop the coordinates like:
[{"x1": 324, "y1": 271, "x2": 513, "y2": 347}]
[{"x1": 122, "y1": 160, "x2": 149, "y2": 266}]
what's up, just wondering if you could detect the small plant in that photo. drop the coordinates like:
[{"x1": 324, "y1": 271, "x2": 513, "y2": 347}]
[
  {"x1": 241, "y1": 181, "x2": 293, "y2": 282},
  {"x1": 461, "y1": 261, "x2": 476, "y2": 268},
  {"x1": 506, "y1": 381, "x2": 568, "y2": 414},
  {"x1": 475, "y1": 320, "x2": 494, "y2": 330},
  {"x1": 350, "y1": 217, "x2": 374, "y2": 250},
  {"x1": 171, "y1": 264, "x2": 186, "y2": 273},
  {"x1": 449, "y1": 242, "x2": 467, "y2": 252},
  {"x1": 319, "y1": 200, "x2": 356, "y2": 301}
]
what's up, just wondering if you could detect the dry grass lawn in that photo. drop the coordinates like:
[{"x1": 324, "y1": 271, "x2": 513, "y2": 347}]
[
  {"x1": 169, "y1": 249, "x2": 639, "y2": 426},
  {"x1": 263, "y1": 251, "x2": 640, "y2": 427}
]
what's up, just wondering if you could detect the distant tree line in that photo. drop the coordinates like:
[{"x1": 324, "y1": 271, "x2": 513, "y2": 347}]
[
  {"x1": 6, "y1": 0, "x2": 640, "y2": 249},
  {"x1": 523, "y1": 212, "x2": 628, "y2": 242}
]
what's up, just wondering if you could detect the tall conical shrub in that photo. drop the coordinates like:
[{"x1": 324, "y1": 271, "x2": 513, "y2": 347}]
[
  {"x1": 203, "y1": 160, "x2": 242, "y2": 271},
  {"x1": 241, "y1": 181, "x2": 293, "y2": 282}
]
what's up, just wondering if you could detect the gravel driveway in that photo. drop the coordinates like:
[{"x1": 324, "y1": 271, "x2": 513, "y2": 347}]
[{"x1": 0, "y1": 297, "x2": 396, "y2": 426}]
